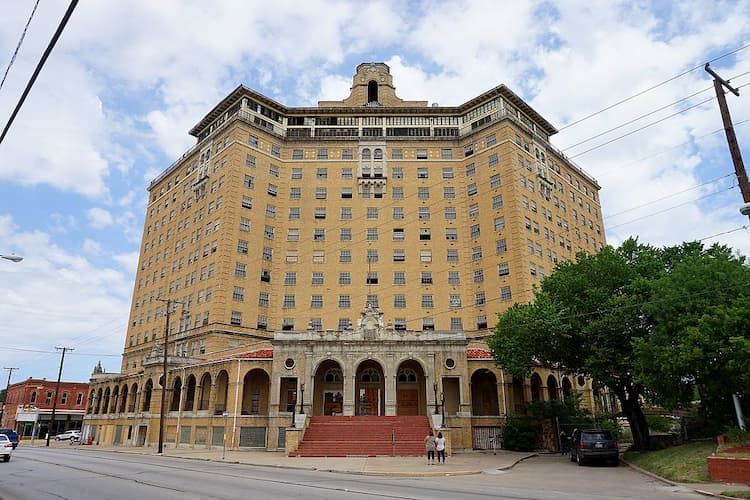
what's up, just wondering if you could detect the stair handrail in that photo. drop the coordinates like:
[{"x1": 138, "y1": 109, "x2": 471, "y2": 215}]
[{"x1": 391, "y1": 429, "x2": 395, "y2": 457}]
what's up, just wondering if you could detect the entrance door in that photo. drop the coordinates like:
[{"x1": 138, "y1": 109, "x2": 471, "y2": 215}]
[
  {"x1": 359, "y1": 388, "x2": 380, "y2": 416},
  {"x1": 137, "y1": 425, "x2": 147, "y2": 447},
  {"x1": 397, "y1": 388, "x2": 419, "y2": 415}
]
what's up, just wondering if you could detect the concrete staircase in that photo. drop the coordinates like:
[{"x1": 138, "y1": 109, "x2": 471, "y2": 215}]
[{"x1": 290, "y1": 416, "x2": 431, "y2": 457}]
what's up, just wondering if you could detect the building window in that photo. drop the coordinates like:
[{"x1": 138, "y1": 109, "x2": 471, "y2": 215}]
[
  {"x1": 490, "y1": 173, "x2": 501, "y2": 188},
  {"x1": 269, "y1": 164, "x2": 279, "y2": 177},
  {"x1": 419, "y1": 228, "x2": 431, "y2": 240},
  {"x1": 342, "y1": 167, "x2": 353, "y2": 179},
  {"x1": 242, "y1": 195, "x2": 253, "y2": 209},
  {"x1": 498, "y1": 263, "x2": 510, "y2": 276},
  {"x1": 312, "y1": 272, "x2": 324, "y2": 285},
  {"x1": 311, "y1": 295, "x2": 323, "y2": 308},
  {"x1": 393, "y1": 207, "x2": 404, "y2": 219},
  {"x1": 492, "y1": 194, "x2": 503, "y2": 209},
  {"x1": 339, "y1": 295, "x2": 351, "y2": 308},
  {"x1": 338, "y1": 318, "x2": 351, "y2": 330},
  {"x1": 488, "y1": 154, "x2": 499, "y2": 168},
  {"x1": 474, "y1": 269, "x2": 484, "y2": 283},
  {"x1": 449, "y1": 295, "x2": 461, "y2": 308},
  {"x1": 417, "y1": 167, "x2": 428, "y2": 179},
  {"x1": 418, "y1": 207, "x2": 430, "y2": 220},
  {"x1": 230, "y1": 311, "x2": 242, "y2": 326},
  {"x1": 339, "y1": 272, "x2": 351, "y2": 285},
  {"x1": 340, "y1": 228, "x2": 351, "y2": 241},
  {"x1": 394, "y1": 271, "x2": 406, "y2": 285},
  {"x1": 283, "y1": 295, "x2": 296, "y2": 308},
  {"x1": 313, "y1": 228, "x2": 325, "y2": 241},
  {"x1": 392, "y1": 187, "x2": 404, "y2": 199},
  {"x1": 339, "y1": 250, "x2": 351, "y2": 263},
  {"x1": 264, "y1": 225, "x2": 275, "y2": 239},
  {"x1": 367, "y1": 249, "x2": 379, "y2": 262},
  {"x1": 470, "y1": 225, "x2": 480, "y2": 239},
  {"x1": 418, "y1": 187, "x2": 430, "y2": 199},
  {"x1": 395, "y1": 318, "x2": 407, "y2": 330},
  {"x1": 258, "y1": 292, "x2": 269, "y2": 307},
  {"x1": 422, "y1": 318, "x2": 435, "y2": 331},
  {"x1": 366, "y1": 272, "x2": 378, "y2": 284},
  {"x1": 416, "y1": 149, "x2": 428, "y2": 159},
  {"x1": 465, "y1": 162, "x2": 476, "y2": 176},
  {"x1": 420, "y1": 250, "x2": 432, "y2": 263},
  {"x1": 237, "y1": 240, "x2": 248, "y2": 254},
  {"x1": 284, "y1": 272, "x2": 297, "y2": 285},
  {"x1": 448, "y1": 271, "x2": 460, "y2": 285},
  {"x1": 394, "y1": 295, "x2": 406, "y2": 308},
  {"x1": 486, "y1": 133, "x2": 497, "y2": 146},
  {"x1": 494, "y1": 217, "x2": 505, "y2": 231},
  {"x1": 475, "y1": 291, "x2": 486, "y2": 306},
  {"x1": 289, "y1": 187, "x2": 301, "y2": 200},
  {"x1": 271, "y1": 145, "x2": 281, "y2": 157},
  {"x1": 366, "y1": 207, "x2": 378, "y2": 219},
  {"x1": 340, "y1": 207, "x2": 352, "y2": 219},
  {"x1": 500, "y1": 286, "x2": 512, "y2": 301},
  {"x1": 342, "y1": 148, "x2": 353, "y2": 160},
  {"x1": 441, "y1": 148, "x2": 453, "y2": 159},
  {"x1": 366, "y1": 228, "x2": 378, "y2": 241},
  {"x1": 392, "y1": 167, "x2": 403, "y2": 179},
  {"x1": 292, "y1": 149, "x2": 303, "y2": 160},
  {"x1": 246, "y1": 154, "x2": 256, "y2": 167},
  {"x1": 392, "y1": 149, "x2": 403, "y2": 159},
  {"x1": 233, "y1": 287, "x2": 245, "y2": 302},
  {"x1": 316, "y1": 167, "x2": 328, "y2": 179},
  {"x1": 291, "y1": 167, "x2": 302, "y2": 179},
  {"x1": 312, "y1": 250, "x2": 325, "y2": 263},
  {"x1": 421, "y1": 295, "x2": 434, "y2": 308},
  {"x1": 447, "y1": 249, "x2": 459, "y2": 262},
  {"x1": 314, "y1": 208, "x2": 326, "y2": 219},
  {"x1": 421, "y1": 271, "x2": 433, "y2": 284},
  {"x1": 443, "y1": 187, "x2": 455, "y2": 199},
  {"x1": 315, "y1": 187, "x2": 327, "y2": 199},
  {"x1": 248, "y1": 135, "x2": 258, "y2": 147},
  {"x1": 467, "y1": 183, "x2": 477, "y2": 196},
  {"x1": 472, "y1": 246, "x2": 483, "y2": 261},
  {"x1": 393, "y1": 249, "x2": 405, "y2": 262},
  {"x1": 445, "y1": 228, "x2": 457, "y2": 240},
  {"x1": 235, "y1": 263, "x2": 247, "y2": 277},
  {"x1": 244, "y1": 175, "x2": 254, "y2": 188},
  {"x1": 262, "y1": 247, "x2": 272, "y2": 261},
  {"x1": 341, "y1": 187, "x2": 353, "y2": 199}
]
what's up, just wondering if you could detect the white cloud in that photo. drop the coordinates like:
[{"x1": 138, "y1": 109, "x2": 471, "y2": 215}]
[
  {"x1": 82, "y1": 238, "x2": 102, "y2": 255},
  {"x1": 86, "y1": 208, "x2": 113, "y2": 229}
]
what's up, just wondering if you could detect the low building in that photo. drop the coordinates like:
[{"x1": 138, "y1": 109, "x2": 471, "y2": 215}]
[{"x1": 2, "y1": 378, "x2": 88, "y2": 439}]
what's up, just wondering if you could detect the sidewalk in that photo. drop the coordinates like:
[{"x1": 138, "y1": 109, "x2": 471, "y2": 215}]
[{"x1": 42, "y1": 441, "x2": 535, "y2": 477}]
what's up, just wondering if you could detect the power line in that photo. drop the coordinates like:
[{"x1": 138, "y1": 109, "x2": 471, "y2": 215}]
[
  {"x1": 557, "y1": 42, "x2": 750, "y2": 131},
  {"x1": 606, "y1": 183, "x2": 737, "y2": 230},
  {"x1": 697, "y1": 225, "x2": 748, "y2": 242},
  {"x1": 0, "y1": 0, "x2": 78, "y2": 147},
  {"x1": 604, "y1": 173, "x2": 734, "y2": 219},
  {"x1": 0, "y1": 0, "x2": 40, "y2": 92}
]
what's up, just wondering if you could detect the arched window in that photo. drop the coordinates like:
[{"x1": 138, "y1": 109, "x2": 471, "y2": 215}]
[
  {"x1": 373, "y1": 148, "x2": 383, "y2": 160},
  {"x1": 361, "y1": 368, "x2": 380, "y2": 383},
  {"x1": 30, "y1": 391, "x2": 37, "y2": 403},
  {"x1": 325, "y1": 367, "x2": 343, "y2": 383},
  {"x1": 368, "y1": 81, "x2": 378, "y2": 103},
  {"x1": 397, "y1": 368, "x2": 417, "y2": 383},
  {"x1": 362, "y1": 148, "x2": 371, "y2": 160}
]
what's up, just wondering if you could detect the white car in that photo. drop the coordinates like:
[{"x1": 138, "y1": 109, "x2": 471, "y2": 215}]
[
  {"x1": 0, "y1": 434, "x2": 13, "y2": 462},
  {"x1": 55, "y1": 430, "x2": 82, "y2": 441}
]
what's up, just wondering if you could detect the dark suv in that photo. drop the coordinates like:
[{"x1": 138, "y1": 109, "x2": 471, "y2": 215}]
[
  {"x1": 570, "y1": 429, "x2": 618, "y2": 466},
  {"x1": 0, "y1": 429, "x2": 19, "y2": 449}
]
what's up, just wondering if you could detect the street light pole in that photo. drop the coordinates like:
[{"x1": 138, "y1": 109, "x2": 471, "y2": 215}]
[
  {"x1": 0, "y1": 367, "x2": 18, "y2": 427},
  {"x1": 299, "y1": 382, "x2": 305, "y2": 414},
  {"x1": 156, "y1": 298, "x2": 185, "y2": 454},
  {"x1": 46, "y1": 347, "x2": 73, "y2": 446},
  {"x1": 440, "y1": 391, "x2": 446, "y2": 428},
  {"x1": 433, "y1": 383, "x2": 439, "y2": 414}
]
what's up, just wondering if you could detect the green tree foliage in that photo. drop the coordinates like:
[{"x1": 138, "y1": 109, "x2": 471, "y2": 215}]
[
  {"x1": 634, "y1": 244, "x2": 750, "y2": 425},
  {"x1": 489, "y1": 238, "x2": 750, "y2": 449}
]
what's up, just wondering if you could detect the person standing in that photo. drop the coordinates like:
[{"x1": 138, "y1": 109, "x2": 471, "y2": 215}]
[
  {"x1": 424, "y1": 430, "x2": 436, "y2": 464},
  {"x1": 435, "y1": 431, "x2": 446, "y2": 464}
]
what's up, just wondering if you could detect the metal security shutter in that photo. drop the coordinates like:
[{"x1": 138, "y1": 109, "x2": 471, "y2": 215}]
[
  {"x1": 277, "y1": 427, "x2": 286, "y2": 449},
  {"x1": 114, "y1": 425, "x2": 122, "y2": 445},
  {"x1": 211, "y1": 426, "x2": 224, "y2": 446},
  {"x1": 472, "y1": 426, "x2": 502, "y2": 450},
  {"x1": 194, "y1": 426, "x2": 207, "y2": 445},
  {"x1": 239, "y1": 427, "x2": 266, "y2": 448},
  {"x1": 180, "y1": 426, "x2": 191, "y2": 444}
]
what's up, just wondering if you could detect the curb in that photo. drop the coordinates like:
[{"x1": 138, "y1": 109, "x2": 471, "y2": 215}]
[{"x1": 621, "y1": 459, "x2": 742, "y2": 500}]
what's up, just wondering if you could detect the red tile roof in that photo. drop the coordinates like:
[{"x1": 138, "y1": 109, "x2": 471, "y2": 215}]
[
  {"x1": 467, "y1": 348, "x2": 492, "y2": 359},
  {"x1": 237, "y1": 348, "x2": 273, "y2": 359}
]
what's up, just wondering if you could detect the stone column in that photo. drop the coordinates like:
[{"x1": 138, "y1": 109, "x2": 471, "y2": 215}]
[{"x1": 343, "y1": 373, "x2": 355, "y2": 416}]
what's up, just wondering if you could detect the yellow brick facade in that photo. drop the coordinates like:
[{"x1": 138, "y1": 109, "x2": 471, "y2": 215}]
[{"x1": 84, "y1": 63, "x2": 605, "y2": 452}]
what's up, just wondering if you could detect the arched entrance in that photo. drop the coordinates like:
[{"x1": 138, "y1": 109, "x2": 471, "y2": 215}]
[
  {"x1": 141, "y1": 380, "x2": 152, "y2": 412},
  {"x1": 170, "y1": 377, "x2": 182, "y2": 411},
  {"x1": 313, "y1": 359, "x2": 344, "y2": 416},
  {"x1": 241, "y1": 369, "x2": 270, "y2": 415},
  {"x1": 471, "y1": 369, "x2": 499, "y2": 416},
  {"x1": 128, "y1": 383, "x2": 138, "y2": 412},
  {"x1": 102, "y1": 388, "x2": 110, "y2": 415},
  {"x1": 396, "y1": 360, "x2": 426, "y2": 415},
  {"x1": 356, "y1": 360, "x2": 384, "y2": 416},
  {"x1": 184, "y1": 375, "x2": 197, "y2": 412},
  {"x1": 198, "y1": 373, "x2": 212, "y2": 410},
  {"x1": 215, "y1": 370, "x2": 229, "y2": 414},
  {"x1": 547, "y1": 375, "x2": 559, "y2": 401},
  {"x1": 530, "y1": 373, "x2": 542, "y2": 401},
  {"x1": 562, "y1": 377, "x2": 572, "y2": 399},
  {"x1": 119, "y1": 384, "x2": 129, "y2": 413}
]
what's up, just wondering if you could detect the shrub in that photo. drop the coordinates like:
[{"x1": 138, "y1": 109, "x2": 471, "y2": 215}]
[
  {"x1": 724, "y1": 426, "x2": 750, "y2": 446},
  {"x1": 503, "y1": 416, "x2": 538, "y2": 451},
  {"x1": 646, "y1": 415, "x2": 672, "y2": 433}
]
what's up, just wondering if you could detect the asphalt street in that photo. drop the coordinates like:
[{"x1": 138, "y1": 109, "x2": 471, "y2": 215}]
[{"x1": 0, "y1": 447, "x2": 706, "y2": 500}]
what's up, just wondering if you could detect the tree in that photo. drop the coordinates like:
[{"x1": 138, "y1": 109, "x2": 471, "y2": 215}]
[{"x1": 634, "y1": 244, "x2": 750, "y2": 427}]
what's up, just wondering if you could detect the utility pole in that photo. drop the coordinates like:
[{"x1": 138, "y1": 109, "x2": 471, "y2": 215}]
[
  {"x1": 705, "y1": 64, "x2": 750, "y2": 213},
  {"x1": 156, "y1": 298, "x2": 186, "y2": 454},
  {"x1": 0, "y1": 367, "x2": 19, "y2": 427},
  {"x1": 46, "y1": 347, "x2": 73, "y2": 446}
]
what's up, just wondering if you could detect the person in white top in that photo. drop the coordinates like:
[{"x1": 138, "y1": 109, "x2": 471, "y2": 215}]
[{"x1": 435, "y1": 431, "x2": 446, "y2": 464}]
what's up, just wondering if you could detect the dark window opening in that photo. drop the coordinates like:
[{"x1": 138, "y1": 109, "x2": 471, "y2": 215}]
[{"x1": 368, "y1": 80, "x2": 378, "y2": 103}]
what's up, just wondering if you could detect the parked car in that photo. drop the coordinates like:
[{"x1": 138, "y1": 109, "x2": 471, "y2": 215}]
[
  {"x1": 55, "y1": 429, "x2": 82, "y2": 441},
  {"x1": 0, "y1": 429, "x2": 19, "y2": 449},
  {"x1": 0, "y1": 434, "x2": 13, "y2": 462},
  {"x1": 570, "y1": 429, "x2": 619, "y2": 466}
]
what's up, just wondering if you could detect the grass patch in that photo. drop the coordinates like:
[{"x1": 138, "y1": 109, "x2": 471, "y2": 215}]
[
  {"x1": 624, "y1": 441, "x2": 715, "y2": 483},
  {"x1": 721, "y1": 491, "x2": 750, "y2": 499}
]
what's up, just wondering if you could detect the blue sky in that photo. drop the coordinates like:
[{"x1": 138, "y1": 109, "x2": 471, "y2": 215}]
[{"x1": 1, "y1": 0, "x2": 750, "y2": 384}]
